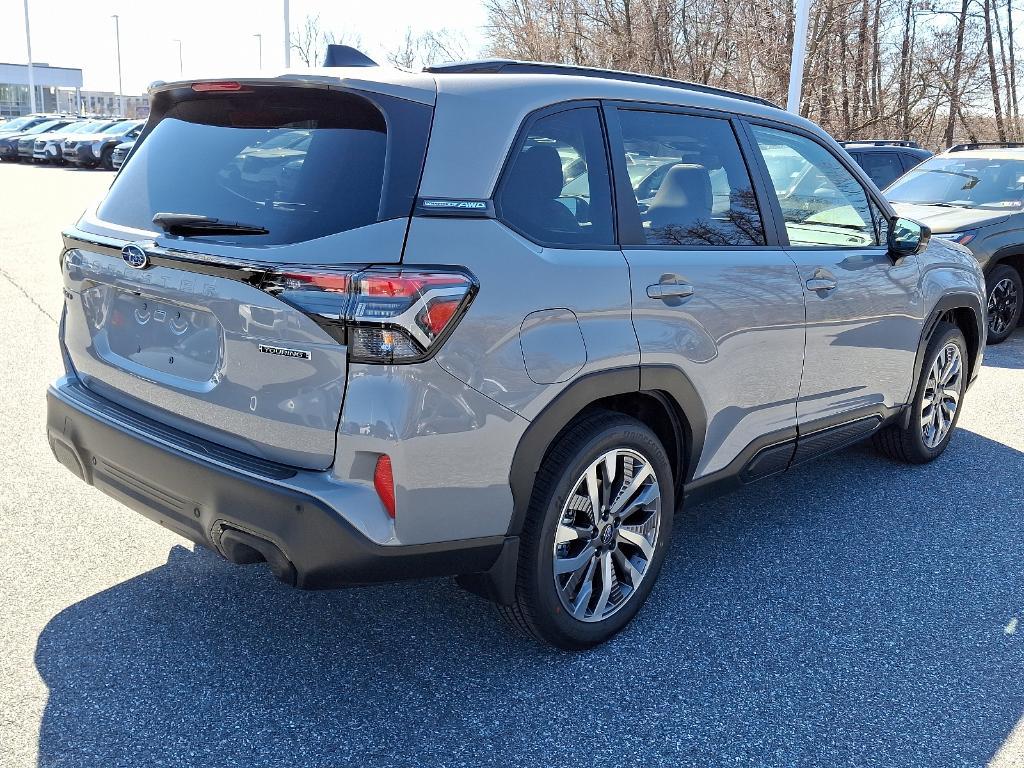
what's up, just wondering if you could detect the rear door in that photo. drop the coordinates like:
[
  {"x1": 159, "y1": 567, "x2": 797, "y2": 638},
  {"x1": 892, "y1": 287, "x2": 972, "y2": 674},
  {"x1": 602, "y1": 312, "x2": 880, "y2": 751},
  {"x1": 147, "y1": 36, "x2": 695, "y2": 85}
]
[
  {"x1": 61, "y1": 81, "x2": 433, "y2": 469},
  {"x1": 607, "y1": 105, "x2": 806, "y2": 479},
  {"x1": 745, "y1": 123, "x2": 922, "y2": 428}
]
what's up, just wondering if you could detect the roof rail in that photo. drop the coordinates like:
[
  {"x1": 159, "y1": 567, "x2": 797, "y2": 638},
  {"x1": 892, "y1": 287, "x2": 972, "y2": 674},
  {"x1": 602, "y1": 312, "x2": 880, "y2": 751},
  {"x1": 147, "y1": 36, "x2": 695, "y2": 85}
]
[
  {"x1": 424, "y1": 59, "x2": 777, "y2": 108},
  {"x1": 839, "y1": 139, "x2": 921, "y2": 148},
  {"x1": 948, "y1": 141, "x2": 1024, "y2": 152}
]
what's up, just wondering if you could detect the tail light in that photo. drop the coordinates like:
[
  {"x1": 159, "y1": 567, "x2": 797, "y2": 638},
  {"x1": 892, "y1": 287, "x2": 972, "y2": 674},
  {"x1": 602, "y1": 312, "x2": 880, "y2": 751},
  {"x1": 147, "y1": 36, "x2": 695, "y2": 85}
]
[{"x1": 261, "y1": 267, "x2": 477, "y2": 364}]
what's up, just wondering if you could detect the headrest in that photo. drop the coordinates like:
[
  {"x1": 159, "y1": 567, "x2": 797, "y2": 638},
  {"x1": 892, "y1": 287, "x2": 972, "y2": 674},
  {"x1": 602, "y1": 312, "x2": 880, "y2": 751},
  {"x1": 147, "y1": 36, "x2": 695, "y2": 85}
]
[
  {"x1": 650, "y1": 163, "x2": 712, "y2": 214},
  {"x1": 507, "y1": 145, "x2": 566, "y2": 200}
]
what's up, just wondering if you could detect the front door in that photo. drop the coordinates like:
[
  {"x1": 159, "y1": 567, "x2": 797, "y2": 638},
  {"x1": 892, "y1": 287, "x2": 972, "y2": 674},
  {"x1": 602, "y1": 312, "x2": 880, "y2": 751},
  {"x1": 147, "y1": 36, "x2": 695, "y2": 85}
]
[
  {"x1": 747, "y1": 124, "x2": 922, "y2": 427},
  {"x1": 607, "y1": 106, "x2": 807, "y2": 479}
]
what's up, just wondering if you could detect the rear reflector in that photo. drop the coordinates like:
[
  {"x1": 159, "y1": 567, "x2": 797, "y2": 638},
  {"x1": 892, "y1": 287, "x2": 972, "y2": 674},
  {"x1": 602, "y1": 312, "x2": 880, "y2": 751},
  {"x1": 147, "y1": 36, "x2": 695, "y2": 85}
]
[{"x1": 374, "y1": 455, "x2": 396, "y2": 518}]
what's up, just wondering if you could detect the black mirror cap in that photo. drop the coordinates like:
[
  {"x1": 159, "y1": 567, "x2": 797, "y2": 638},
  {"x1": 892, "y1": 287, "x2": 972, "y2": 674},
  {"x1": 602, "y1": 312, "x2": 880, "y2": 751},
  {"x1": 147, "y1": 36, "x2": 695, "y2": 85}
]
[{"x1": 888, "y1": 217, "x2": 931, "y2": 257}]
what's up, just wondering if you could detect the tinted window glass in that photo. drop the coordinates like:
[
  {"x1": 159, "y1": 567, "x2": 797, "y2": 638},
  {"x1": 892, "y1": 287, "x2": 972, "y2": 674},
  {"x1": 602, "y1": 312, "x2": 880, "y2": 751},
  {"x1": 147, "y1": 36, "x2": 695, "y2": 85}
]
[
  {"x1": 97, "y1": 88, "x2": 390, "y2": 246},
  {"x1": 498, "y1": 107, "x2": 614, "y2": 247},
  {"x1": 753, "y1": 126, "x2": 878, "y2": 247},
  {"x1": 616, "y1": 110, "x2": 765, "y2": 246},
  {"x1": 856, "y1": 151, "x2": 903, "y2": 188}
]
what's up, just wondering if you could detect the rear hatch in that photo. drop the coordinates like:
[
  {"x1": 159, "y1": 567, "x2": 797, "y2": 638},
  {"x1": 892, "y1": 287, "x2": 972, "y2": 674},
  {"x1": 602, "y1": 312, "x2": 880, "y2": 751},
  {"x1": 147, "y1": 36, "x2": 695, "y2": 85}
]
[{"x1": 61, "y1": 75, "x2": 435, "y2": 469}]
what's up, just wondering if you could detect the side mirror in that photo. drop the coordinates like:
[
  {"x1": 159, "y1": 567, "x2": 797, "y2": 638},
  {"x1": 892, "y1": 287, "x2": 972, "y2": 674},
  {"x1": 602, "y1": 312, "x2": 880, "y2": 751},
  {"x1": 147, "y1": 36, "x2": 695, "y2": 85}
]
[{"x1": 888, "y1": 217, "x2": 931, "y2": 257}]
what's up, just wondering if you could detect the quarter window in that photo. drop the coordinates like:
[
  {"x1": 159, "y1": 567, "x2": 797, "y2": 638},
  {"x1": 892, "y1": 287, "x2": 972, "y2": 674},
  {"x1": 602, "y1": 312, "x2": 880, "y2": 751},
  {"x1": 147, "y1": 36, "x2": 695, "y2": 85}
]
[
  {"x1": 497, "y1": 107, "x2": 615, "y2": 247},
  {"x1": 616, "y1": 110, "x2": 766, "y2": 246},
  {"x1": 752, "y1": 125, "x2": 879, "y2": 247}
]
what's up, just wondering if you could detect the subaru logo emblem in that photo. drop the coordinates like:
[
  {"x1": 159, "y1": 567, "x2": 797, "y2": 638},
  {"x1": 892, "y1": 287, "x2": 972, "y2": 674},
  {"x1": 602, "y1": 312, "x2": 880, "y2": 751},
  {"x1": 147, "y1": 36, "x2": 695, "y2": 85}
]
[{"x1": 121, "y1": 244, "x2": 149, "y2": 270}]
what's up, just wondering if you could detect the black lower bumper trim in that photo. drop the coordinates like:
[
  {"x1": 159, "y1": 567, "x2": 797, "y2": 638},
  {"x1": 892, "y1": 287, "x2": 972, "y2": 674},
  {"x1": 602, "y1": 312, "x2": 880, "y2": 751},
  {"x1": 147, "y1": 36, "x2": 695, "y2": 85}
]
[{"x1": 47, "y1": 383, "x2": 505, "y2": 589}]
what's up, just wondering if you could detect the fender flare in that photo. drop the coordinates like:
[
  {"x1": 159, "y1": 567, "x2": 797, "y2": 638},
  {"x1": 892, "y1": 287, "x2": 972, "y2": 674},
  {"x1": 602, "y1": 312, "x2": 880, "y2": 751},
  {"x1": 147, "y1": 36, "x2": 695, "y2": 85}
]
[
  {"x1": 505, "y1": 364, "x2": 707, "y2": 539},
  {"x1": 901, "y1": 292, "x2": 985, "y2": 428}
]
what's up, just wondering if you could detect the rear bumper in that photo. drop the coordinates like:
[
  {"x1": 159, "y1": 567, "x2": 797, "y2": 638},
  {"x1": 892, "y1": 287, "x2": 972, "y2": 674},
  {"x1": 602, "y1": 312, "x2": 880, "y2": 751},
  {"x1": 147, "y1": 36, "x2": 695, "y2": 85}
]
[{"x1": 46, "y1": 378, "x2": 507, "y2": 589}]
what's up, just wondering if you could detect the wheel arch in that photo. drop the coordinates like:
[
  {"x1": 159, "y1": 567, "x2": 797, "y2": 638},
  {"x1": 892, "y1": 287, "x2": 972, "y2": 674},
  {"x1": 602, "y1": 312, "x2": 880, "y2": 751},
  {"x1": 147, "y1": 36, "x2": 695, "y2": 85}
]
[
  {"x1": 987, "y1": 246, "x2": 1024, "y2": 278},
  {"x1": 506, "y1": 365, "x2": 706, "y2": 539},
  {"x1": 901, "y1": 292, "x2": 984, "y2": 429}
]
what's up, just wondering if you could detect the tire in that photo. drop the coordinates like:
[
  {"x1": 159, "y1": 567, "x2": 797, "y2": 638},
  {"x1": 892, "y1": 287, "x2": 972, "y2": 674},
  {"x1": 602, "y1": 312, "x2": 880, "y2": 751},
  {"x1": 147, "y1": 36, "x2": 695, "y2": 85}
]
[
  {"x1": 985, "y1": 263, "x2": 1022, "y2": 344},
  {"x1": 873, "y1": 322, "x2": 968, "y2": 464},
  {"x1": 100, "y1": 147, "x2": 115, "y2": 171},
  {"x1": 497, "y1": 410, "x2": 675, "y2": 650}
]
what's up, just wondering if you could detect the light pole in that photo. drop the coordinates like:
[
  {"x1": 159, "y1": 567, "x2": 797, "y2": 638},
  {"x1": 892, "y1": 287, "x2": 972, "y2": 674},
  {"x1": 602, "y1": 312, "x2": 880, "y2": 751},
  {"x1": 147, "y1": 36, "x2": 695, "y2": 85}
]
[
  {"x1": 254, "y1": 33, "x2": 262, "y2": 70},
  {"x1": 23, "y1": 0, "x2": 36, "y2": 113},
  {"x1": 173, "y1": 38, "x2": 183, "y2": 75},
  {"x1": 283, "y1": 0, "x2": 291, "y2": 68},
  {"x1": 112, "y1": 14, "x2": 124, "y2": 117},
  {"x1": 786, "y1": 0, "x2": 811, "y2": 114}
]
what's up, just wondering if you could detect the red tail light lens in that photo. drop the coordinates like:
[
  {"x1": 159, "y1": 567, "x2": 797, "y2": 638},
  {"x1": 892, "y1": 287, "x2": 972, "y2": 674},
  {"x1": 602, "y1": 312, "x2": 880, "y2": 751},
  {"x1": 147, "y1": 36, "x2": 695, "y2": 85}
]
[
  {"x1": 374, "y1": 455, "x2": 396, "y2": 518},
  {"x1": 261, "y1": 266, "x2": 477, "y2": 363}
]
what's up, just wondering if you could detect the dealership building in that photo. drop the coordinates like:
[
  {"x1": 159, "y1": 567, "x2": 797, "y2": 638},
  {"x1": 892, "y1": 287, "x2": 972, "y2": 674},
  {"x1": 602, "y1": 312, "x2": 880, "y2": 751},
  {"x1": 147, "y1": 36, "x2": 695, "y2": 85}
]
[
  {"x1": 0, "y1": 62, "x2": 82, "y2": 118},
  {"x1": 0, "y1": 62, "x2": 149, "y2": 119}
]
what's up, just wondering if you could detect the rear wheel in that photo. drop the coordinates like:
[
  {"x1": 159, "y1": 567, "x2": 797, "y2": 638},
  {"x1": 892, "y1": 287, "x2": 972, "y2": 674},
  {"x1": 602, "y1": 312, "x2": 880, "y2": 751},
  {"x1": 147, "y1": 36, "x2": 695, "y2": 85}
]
[
  {"x1": 873, "y1": 322, "x2": 967, "y2": 463},
  {"x1": 497, "y1": 411, "x2": 674, "y2": 649},
  {"x1": 100, "y1": 147, "x2": 115, "y2": 171},
  {"x1": 985, "y1": 264, "x2": 1022, "y2": 344}
]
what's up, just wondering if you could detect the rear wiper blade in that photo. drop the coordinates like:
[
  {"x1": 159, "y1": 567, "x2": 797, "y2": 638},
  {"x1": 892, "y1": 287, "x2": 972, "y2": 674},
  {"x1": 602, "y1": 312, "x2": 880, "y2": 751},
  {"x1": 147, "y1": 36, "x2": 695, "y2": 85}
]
[{"x1": 152, "y1": 212, "x2": 268, "y2": 236}]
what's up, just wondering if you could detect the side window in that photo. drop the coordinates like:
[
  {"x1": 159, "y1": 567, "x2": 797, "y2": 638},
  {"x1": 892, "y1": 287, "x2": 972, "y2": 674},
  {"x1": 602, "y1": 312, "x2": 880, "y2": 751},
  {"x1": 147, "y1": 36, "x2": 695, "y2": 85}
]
[
  {"x1": 616, "y1": 110, "x2": 766, "y2": 246},
  {"x1": 858, "y1": 152, "x2": 903, "y2": 189},
  {"x1": 752, "y1": 125, "x2": 880, "y2": 248},
  {"x1": 497, "y1": 107, "x2": 614, "y2": 247}
]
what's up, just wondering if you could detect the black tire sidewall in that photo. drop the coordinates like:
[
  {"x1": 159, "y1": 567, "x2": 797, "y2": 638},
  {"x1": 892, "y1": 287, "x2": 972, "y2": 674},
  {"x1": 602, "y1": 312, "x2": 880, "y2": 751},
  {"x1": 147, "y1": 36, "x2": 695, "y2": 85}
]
[
  {"x1": 986, "y1": 264, "x2": 1023, "y2": 344},
  {"x1": 524, "y1": 417, "x2": 674, "y2": 648},
  {"x1": 905, "y1": 324, "x2": 968, "y2": 460}
]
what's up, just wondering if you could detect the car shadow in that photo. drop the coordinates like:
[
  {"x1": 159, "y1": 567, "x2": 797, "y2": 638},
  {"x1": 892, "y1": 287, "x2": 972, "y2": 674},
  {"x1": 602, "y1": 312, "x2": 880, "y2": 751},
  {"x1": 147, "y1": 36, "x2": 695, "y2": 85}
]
[
  {"x1": 35, "y1": 429, "x2": 1024, "y2": 767},
  {"x1": 982, "y1": 329, "x2": 1024, "y2": 370}
]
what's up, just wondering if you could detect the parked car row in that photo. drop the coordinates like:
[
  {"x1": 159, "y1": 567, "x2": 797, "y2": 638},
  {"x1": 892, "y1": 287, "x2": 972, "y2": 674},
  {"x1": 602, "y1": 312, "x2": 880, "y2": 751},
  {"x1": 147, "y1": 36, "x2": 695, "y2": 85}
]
[{"x1": 0, "y1": 113, "x2": 141, "y2": 170}]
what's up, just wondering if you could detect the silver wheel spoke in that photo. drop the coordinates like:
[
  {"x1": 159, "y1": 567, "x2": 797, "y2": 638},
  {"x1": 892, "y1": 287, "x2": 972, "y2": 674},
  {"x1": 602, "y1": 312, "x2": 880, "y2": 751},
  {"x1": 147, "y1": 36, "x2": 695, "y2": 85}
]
[
  {"x1": 555, "y1": 523, "x2": 593, "y2": 545},
  {"x1": 554, "y1": 544, "x2": 596, "y2": 575},
  {"x1": 609, "y1": 464, "x2": 654, "y2": 517},
  {"x1": 585, "y1": 464, "x2": 601, "y2": 526},
  {"x1": 591, "y1": 552, "x2": 614, "y2": 619},
  {"x1": 613, "y1": 547, "x2": 643, "y2": 588},
  {"x1": 618, "y1": 527, "x2": 655, "y2": 559},
  {"x1": 568, "y1": 557, "x2": 598, "y2": 619}
]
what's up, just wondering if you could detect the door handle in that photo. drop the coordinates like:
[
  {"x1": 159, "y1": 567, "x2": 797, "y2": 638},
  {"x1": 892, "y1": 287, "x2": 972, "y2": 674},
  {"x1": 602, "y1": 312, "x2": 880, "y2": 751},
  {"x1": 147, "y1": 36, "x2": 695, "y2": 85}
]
[
  {"x1": 647, "y1": 282, "x2": 695, "y2": 300},
  {"x1": 805, "y1": 276, "x2": 838, "y2": 292}
]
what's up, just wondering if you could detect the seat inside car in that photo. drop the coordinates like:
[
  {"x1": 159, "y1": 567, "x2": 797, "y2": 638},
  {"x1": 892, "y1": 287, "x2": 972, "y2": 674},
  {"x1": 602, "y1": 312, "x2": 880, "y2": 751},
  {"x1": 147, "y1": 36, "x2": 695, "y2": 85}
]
[
  {"x1": 646, "y1": 163, "x2": 713, "y2": 231},
  {"x1": 502, "y1": 145, "x2": 579, "y2": 237}
]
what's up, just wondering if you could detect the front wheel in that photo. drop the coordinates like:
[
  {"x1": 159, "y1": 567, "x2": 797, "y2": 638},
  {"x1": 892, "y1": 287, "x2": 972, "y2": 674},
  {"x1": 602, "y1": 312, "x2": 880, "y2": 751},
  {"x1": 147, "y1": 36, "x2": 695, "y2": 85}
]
[
  {"x1": 874, "y1": 322, "x2": 968, "y2": 463},
  {"x1": 497, "y1": 411, "x2": 674, "y2": 649},
  {"x1": 986, "y1": 264, "x2": 1022, "y2": 344}
]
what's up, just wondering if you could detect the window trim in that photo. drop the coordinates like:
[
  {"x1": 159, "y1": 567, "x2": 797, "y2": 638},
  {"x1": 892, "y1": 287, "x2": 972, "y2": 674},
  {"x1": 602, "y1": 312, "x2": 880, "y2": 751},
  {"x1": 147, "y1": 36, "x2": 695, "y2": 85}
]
[
  {"x1": 602, "y1": 100, "x2": 782, "y2": 250},
  {"x1": 738, "y1": 117, "x2": 896, "y2": 252},
  {"x1": 490, "y1": 99, "x2": 621, "y2": 251}
]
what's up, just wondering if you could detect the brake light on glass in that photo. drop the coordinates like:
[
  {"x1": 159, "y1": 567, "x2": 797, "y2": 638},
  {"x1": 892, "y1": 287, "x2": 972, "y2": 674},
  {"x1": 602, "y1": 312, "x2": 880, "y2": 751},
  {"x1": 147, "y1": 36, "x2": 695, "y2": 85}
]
[{"x1": 261, "y1": 267, "x2": 478, "y2": 363}]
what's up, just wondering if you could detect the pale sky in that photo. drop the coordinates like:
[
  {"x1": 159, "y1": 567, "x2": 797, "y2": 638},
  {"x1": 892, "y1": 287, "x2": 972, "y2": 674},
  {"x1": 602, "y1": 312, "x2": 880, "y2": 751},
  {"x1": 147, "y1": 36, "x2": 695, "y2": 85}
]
[{"x1": 1, "y1": 0, "x2": 490, "y2": 95}]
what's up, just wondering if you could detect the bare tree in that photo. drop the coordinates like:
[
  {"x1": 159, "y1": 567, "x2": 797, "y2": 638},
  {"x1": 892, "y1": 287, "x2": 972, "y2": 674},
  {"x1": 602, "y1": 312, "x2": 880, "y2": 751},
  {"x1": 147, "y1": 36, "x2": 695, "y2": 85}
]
[{"x1": 290, "y1": 14, "x2": 363, "y2": 68}]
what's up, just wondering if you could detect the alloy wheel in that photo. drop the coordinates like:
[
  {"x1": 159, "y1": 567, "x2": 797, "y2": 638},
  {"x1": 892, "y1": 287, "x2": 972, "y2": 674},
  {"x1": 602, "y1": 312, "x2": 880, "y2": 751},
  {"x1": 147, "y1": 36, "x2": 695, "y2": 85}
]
[
  {"x1": 988, "y1": 277, "x2": 1019, "y2": 336},
  {"x1": 552, "y1": 448, "x2": 661, "y2": 623},
  {"x1": 920, "y1": 341, "x2": 963, "y2": 449}
]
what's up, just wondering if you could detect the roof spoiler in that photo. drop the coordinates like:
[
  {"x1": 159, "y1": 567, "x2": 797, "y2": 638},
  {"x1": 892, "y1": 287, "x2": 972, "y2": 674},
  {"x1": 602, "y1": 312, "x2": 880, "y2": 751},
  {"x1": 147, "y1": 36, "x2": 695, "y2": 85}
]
[{"x1": 323, "y1": 45, "x2": 377, "y2": 68}]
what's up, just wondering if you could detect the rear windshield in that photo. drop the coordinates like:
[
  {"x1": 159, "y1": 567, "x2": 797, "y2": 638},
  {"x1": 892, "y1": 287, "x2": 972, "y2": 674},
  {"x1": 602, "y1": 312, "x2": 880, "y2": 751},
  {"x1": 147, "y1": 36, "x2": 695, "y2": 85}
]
[{"x1": 97, "y1": 86, "x2": 405, "y2": 246}]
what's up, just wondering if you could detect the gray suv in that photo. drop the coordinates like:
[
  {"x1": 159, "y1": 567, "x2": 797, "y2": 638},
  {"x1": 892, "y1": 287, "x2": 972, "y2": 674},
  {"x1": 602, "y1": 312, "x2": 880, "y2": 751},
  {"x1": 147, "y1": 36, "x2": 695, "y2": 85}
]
[
  {"x1": 887, "y1": 143, "x2": 1024, "y2": 343},
  {"x1": 47, "y1": 60, "x2": 987, "y2": 649}
]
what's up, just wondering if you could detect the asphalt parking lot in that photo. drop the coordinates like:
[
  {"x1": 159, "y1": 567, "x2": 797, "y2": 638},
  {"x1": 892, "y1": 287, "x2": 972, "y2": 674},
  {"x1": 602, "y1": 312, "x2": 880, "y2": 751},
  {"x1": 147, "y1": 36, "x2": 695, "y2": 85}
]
[{"x1": 1, "y1": 160, "x2": 1023, "y2": 767}]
